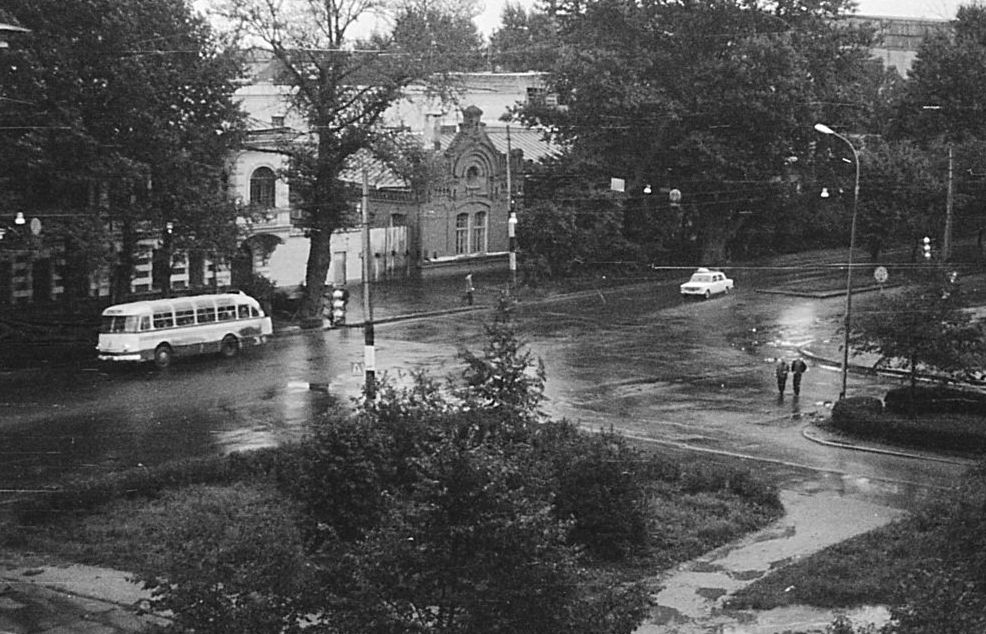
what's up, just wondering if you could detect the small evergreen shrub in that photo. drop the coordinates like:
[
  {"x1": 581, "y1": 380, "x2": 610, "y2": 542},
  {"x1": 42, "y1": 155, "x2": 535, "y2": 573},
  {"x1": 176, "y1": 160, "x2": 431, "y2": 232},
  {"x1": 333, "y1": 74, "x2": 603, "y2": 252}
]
[{"x1": 830, "y1": 396, "x2": 885, "y2": 435}]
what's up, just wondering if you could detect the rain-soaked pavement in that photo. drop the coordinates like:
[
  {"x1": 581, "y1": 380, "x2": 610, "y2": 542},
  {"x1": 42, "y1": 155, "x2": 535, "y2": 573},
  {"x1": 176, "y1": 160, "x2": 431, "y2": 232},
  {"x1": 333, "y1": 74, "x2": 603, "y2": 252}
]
[{"x1": 1, "y1": 259, "x2": 982, "y2": 632}]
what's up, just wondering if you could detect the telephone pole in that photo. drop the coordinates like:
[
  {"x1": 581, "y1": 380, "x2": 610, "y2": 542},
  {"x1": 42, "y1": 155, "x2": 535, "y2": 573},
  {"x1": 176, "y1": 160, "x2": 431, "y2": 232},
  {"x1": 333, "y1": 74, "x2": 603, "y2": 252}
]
[
  {"x1": 361, "y1": 170, "x2": 375, "y2": 398},
  {"x1": 944, "y1": 141, "x2": 954, "y2": 262}
]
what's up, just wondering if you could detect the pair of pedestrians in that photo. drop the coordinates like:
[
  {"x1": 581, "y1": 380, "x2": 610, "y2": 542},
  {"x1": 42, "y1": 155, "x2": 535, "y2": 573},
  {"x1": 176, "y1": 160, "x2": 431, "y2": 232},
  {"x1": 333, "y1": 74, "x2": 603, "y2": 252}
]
[{"x1": 775, "y1": 357, "x2": 808, "y2": 396}]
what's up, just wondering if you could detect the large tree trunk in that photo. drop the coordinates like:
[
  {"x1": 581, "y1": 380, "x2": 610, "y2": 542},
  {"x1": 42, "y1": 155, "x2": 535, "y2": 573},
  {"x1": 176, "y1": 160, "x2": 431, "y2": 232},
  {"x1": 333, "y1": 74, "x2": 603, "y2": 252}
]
[{"x1": 301, "y1": 226, "x2": 332, "y2": 326}]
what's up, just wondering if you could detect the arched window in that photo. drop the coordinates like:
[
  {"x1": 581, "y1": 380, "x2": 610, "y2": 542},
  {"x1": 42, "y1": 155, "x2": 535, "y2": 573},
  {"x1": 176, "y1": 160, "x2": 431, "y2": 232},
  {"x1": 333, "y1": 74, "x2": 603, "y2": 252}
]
[
  {"x1": 466, "y1": 165, "x2": 480, "y2": 188},
  {"x1": 250, "y1": 167, "x2": 276, "y2": 209},
  {"x1": 472, "y1": 211, "x2": 487, "y2": 253},
  {"x1": 455, "y1": 213, "x2": 469, "y2": 254}
]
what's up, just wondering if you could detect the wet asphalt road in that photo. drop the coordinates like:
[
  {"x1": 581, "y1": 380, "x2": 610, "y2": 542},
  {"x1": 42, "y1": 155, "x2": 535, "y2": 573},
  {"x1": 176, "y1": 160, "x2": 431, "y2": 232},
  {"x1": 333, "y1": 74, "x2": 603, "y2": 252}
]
[{"x1": 0, "y1": 266, "x2": 970, "y2": 509}]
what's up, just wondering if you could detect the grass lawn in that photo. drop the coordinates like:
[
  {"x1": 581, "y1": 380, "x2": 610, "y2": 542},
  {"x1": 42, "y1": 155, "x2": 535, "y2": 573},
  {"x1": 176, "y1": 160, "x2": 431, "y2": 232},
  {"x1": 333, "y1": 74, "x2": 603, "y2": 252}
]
[
  {"x1": 725, "y1": 518, "x2": 926, "y2": 610},
  {"x1": 0, "y1": 447, "x2": 783, "y2": 585}
]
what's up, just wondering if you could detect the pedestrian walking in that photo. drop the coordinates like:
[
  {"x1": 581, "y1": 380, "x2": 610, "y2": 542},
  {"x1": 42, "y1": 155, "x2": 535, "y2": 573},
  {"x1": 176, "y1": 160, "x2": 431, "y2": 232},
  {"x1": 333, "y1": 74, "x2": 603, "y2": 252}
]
[
  {"x1": 791, "y1": 357, "x2": 808, "y2": 396},
  {"x1": 775, "y1": 358, "x2": 789, "y2": 395},
  {"x1": 465, "y1": 273, "x2": 475, "y2": 306}
]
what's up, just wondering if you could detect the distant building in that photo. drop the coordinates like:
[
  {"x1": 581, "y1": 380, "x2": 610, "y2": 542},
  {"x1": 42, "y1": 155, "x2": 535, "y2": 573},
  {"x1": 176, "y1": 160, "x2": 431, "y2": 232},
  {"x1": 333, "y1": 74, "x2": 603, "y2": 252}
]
[
  {"x1": 852, "y1": 14, "x2": 952, "y2": 75},
  {"x1": 228, "y1": 53, "x2": 557, "y2": 289}
]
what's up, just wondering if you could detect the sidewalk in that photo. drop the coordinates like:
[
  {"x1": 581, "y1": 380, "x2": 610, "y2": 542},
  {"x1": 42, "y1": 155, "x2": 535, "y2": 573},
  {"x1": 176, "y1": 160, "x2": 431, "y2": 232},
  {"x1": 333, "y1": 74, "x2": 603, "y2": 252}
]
[{"x1": 0, "y1": 556, "x2": 165, "y2": 633}]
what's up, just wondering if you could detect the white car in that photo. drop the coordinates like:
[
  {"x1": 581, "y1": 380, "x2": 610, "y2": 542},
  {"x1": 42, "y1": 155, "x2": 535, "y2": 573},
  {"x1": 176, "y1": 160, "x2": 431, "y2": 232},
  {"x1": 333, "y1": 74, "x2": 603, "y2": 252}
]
[{"x1": 680, "y1": 268, "x2": 734, "y2": 299}]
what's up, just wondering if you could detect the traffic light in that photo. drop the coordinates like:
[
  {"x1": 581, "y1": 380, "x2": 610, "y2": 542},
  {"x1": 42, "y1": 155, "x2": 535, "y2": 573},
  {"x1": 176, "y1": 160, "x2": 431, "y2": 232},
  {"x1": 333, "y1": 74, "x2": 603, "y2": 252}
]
[
  {"x1": 331, "y1": 286, "x2": 348, "y2": 325},
  {"x1": 922, "y1": 236, "x2": 932, "y2": 260}
]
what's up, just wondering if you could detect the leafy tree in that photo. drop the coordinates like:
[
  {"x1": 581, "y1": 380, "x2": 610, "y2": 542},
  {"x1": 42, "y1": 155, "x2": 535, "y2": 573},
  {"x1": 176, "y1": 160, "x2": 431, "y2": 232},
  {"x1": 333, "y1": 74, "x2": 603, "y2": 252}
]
[
  {"x1": 849, "y1": 138, "x2": 943, "y2": 262},
  {"x1": 893, "y1": 5, "x2": 986, "y2": 262},
  {"x1": 517, "y1": 170, "x2": 642, "y2": 279},
  {"x1": 489, "y1": 3, "x2": 561, "y2": 71},
  {"x1": 216, "y1": 0, "x2": 460, "y2": 323},
  {"x1": 0, "y1": 0, "x2": 245, "y2": 301},
  {"x1": 849, "y1": 271, "x2": 986, "y2": 404},
  {"x1": 895, "y1": 5, "x2": 986, "y2": 144},
  {"x1": 518, "y1": 0, "x2": 877, "y2": 265},
  {"x1": 391, "y1": 1, "x2": 487, "y2": 72}
]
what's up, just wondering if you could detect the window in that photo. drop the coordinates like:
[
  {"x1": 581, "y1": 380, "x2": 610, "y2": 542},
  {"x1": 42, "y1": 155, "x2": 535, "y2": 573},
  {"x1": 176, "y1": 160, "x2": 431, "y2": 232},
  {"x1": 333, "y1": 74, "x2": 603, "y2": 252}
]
[
  {"x1": 271, "y1": 115, "x2": 285, "y2": 127},
  {"x1": 250, "y1": 167, "x2": 276, "y2": 209},
  {"x1": 196, "y1": 303, "x2": 216, "y2": 323},
  {"x1": 472, "y1": 211, "x2": 487, "y2": 253},
  {"x1": 527, "y1": 87, "x2": 546, "y2": 106},
  {"x1": 100, "y1": 315, "x2": 140, "y2": 333},
  {"x1": 153, "y1": 311, "x2": 174, "y2": 329},
  {"x1": 390, "y1": 213, "x2": 406, "y2": 227},
  {"x1": 217, "y1": 304, "x2": 237, "y2": 321},
  {"x1": 174, "y1": 305, "x2": 195, "y2": 326},
  {"x1": 140, "y1": 316, "x2": 151, "y2": 331},
  {"x1": 466, "y1": 165, "x2": 480, "y2": 188},
  {"x1": 455, "y1": 213, "x2": 469, "y2": 255},
  {"x1": 238, "y1": 304, "x2": 251, "y2": 319}
]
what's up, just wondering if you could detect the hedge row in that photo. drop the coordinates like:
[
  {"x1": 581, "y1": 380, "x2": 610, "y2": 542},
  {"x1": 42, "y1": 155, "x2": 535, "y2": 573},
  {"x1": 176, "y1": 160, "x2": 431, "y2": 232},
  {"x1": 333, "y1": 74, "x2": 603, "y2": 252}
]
[
  {"x1": 831, "y1": 395, "x2": 986, "y2": 453},
  {"x1": 884, "y1": 385, "x2": 986, "y2": 416}
]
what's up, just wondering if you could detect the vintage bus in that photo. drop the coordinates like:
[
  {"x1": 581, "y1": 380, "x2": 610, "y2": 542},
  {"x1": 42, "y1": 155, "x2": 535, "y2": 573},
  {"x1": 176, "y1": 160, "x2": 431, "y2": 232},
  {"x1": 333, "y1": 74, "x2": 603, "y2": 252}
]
[{"x1": 96, "y1": 292, "x2": 273, "y2": 368}]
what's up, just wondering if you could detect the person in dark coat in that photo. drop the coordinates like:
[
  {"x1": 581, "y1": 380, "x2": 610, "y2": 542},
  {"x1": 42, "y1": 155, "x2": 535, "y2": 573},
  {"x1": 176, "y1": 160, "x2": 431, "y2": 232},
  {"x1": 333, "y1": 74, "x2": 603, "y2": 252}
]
[
  {"x1": 775, "y1": 359, "x2": 789, "y2": 395},
  {"x1": 791, "y1": 358, "x2": 808, "y2": 396}
]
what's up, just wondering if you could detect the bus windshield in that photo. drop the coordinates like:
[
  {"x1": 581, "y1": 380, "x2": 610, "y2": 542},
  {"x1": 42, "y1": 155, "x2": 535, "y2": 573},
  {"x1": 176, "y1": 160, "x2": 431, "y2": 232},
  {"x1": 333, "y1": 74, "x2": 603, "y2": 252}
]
[{"x1": 100, "y1": 315, "x2": 141, "y2": 333}]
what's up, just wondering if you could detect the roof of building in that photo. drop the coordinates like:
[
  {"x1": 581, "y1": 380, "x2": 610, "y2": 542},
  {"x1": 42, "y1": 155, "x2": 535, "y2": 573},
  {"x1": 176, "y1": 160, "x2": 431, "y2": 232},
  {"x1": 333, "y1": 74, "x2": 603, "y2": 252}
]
[{"x1": 335, "y1": 125, "x2": 559, "y2": 190}]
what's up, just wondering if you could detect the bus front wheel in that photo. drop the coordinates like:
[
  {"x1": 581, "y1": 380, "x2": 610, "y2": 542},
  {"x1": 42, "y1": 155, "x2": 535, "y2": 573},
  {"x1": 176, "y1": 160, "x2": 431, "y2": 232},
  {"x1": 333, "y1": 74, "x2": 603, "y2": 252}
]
[
  {"x1": 220, "y1": 335, "x2": 240, "y2": 359},
  {"x1": 154, "y1": 344, "x2": 173, "y2": 369}
]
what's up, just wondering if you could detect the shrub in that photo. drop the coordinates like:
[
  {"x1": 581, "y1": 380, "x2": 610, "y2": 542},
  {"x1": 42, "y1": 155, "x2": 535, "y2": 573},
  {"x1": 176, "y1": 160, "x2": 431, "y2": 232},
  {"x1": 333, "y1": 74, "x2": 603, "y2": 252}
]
[
  {"x1": 281, "y1": 409, "x2": 394, "y2": 544},
  {"x1": 884, "y1": 385, "x2": 986, "y2": 416},
  {"x1": 134, "y1": 483, "x2": 313, "y2": 634},
  {"x1": 831, "y1": 396, "x2": 884, "y2": 422},
  {"x1": 535, "y1": 422, "x2": 651, "y2": 560},
  {"x1": 830, "y1": 399, "x2": 986, "y2": 453}
]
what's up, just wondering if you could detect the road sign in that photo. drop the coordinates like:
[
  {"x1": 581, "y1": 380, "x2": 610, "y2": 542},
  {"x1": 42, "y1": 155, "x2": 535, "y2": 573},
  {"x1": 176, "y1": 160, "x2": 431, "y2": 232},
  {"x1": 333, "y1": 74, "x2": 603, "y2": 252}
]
[{"x1": 874, "y1": 266, "x2": 888, "y2": 284}]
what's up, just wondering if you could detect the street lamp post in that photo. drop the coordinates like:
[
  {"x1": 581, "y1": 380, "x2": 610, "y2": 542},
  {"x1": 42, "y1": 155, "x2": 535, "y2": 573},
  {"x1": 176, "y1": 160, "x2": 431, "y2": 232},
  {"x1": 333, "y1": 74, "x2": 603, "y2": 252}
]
[{"x1": 814, "y1": 123, "x2": 860, "y2": 400}]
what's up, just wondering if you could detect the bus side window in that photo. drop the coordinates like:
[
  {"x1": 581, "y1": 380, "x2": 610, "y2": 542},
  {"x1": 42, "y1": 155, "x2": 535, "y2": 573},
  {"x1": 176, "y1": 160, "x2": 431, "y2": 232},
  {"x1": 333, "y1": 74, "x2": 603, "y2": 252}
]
[
  {"x1": 237, "y1": 304, "x2": 251, "y2": 319},
  {"x1": 197, "y1": 304, "x2": 216, "y2": 323},
  {"x1": 153, "y1": 311, "x2": 174, "y2": 329},
  {"x1": 140, "y1": 316, "x2": 152, "y2": 331},
  {"x1": 251, "y1": 306, "x2": 260, "y2": 317},
  {"x1": 175, "y1": 307, "x2": 195, "y2": 326},
  {"x1": 217, "y1": 304, "x2": 236, "y2": 321}
]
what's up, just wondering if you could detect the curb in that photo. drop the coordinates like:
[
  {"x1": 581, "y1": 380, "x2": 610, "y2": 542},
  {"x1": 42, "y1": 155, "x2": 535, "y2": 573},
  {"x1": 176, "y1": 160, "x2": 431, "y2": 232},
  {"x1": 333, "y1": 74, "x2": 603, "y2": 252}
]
[{"x1": 800, "y1": 424, "x2": 978, "y2": 466}]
